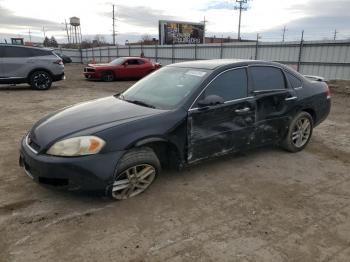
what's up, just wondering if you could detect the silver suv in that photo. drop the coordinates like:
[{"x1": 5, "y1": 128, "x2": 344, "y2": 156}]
[{"x1": 0, "y1": 45, "x2": 65, "y2": 90}]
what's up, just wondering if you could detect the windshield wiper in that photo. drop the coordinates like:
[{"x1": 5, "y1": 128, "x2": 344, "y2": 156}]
[{"x1": 124, "y1": 99, "x2": 156, "y2": 109}]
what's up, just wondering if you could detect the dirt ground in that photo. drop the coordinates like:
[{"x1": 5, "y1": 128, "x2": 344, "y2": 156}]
[{"x1": 0, "y1": 64, "x2": 350, "y2": 262}]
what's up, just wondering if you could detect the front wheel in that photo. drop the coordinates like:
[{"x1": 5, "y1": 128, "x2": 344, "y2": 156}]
[
  {"x1": 110, "y1": 147, "x2": 160, "y2": 200},
  {"x1": 282, "y1": 111, "x2": 313, "y2": 152},
  {"x1": 101, "y1": 71, "x2": 114, "y2": 82},
  {"x1": 30, "y1": 71, "x2": 52, "y2": 90}
]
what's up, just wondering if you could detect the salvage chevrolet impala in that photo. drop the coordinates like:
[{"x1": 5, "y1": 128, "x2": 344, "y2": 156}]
[{"x1": 19, "y1": 59, "x2": 331, "y2": 200}]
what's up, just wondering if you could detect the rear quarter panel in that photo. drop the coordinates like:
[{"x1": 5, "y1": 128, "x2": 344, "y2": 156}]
[
  {"x1": 32, "y1": 55, "x2": 64, "y2": 76},
  {"x1": 295, "y1": 79, "x2": 330, "y2": 126}
]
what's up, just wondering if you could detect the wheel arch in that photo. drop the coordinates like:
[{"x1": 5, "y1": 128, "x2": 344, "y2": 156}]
[
  {"x1": 102, "y1": 70, "x2": 115, "y2": 76},
  {"x1": 101, "y1": 70, "x2": 116, "y2": 81},
  {"x1": 130, "y1": 137, "x2": 183, "y2": 169},
  {"x1": 302, "y1": 108, "x2": 317, "y2": 124},
  {"x1": 27, "y1": 68, "x2": 54, "y2": 81}
]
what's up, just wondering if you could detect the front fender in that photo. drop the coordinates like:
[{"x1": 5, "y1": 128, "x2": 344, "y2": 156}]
[{"x1": 132, "y1": 137, "x2": 168, "y2": 148}]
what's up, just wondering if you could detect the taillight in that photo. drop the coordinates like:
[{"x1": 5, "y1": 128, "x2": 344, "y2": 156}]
[
  {"x1": 54, "y1": 60, "x2": 63, "y2": 65},
  {"x1": 325, "y1": 85, "x2": 331, "y2": 99}
]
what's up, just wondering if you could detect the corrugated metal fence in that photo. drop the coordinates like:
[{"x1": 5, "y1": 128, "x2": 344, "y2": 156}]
[{"x1": 55, "y1": 40, "x2": 350, "y2": 80}]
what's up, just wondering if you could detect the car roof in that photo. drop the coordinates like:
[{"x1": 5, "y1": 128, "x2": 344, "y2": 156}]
[
  {"x1": 0, "y1": 44, "x2": 52, "y2": 51},
  {"x1": 122, "y1": 57, "x2": 147, "y2": 60},
  {"x1": 168, "y1": 59, "x2": 284, "y2": 70}
]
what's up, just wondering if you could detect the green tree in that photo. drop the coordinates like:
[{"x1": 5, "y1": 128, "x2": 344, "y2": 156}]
[
  {"x1": 43, "y1": 36, "x2": 50, "y2": 47},
  {"x1": 50, "y1": 36, "x2": 58, "y2": 47}
]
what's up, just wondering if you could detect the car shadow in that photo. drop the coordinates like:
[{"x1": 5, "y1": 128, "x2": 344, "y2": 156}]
[
  {"x1": 85, "y1": 78, "x2": 141, "y2": 83},
  {"x1": 0, "y1": 84, "x2": 32, "y2": 91},
  {"x1": 28, "y1": 145, "x2": 286, "y2": 203},
  {"x1": 159, "y1": 145, "x2": 286, "y2": 181}
]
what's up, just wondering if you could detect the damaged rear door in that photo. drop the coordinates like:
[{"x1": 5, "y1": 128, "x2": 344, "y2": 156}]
[
  {"x1": 249, "y1": 66, "x2": 298, "y2": 146},
  {"x1": 187, "y1": 67, "x2": 256, "y2": 163}
]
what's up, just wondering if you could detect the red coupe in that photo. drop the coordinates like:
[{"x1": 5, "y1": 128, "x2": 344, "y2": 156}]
[{"x1": 83, "y1": 57, "x2": 161, "y2": 81}]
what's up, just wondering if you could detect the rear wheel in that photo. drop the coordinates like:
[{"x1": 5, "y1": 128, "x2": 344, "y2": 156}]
[
  {"x1": 110, "y1": 147, "x2": 160, "y2": 200},
  {"x1": 30, "y1": 71, "x2": 52, "y2": 90},
  {"x1": 101, "y1": 71, "x2": 114, "y2": 82},
  {"x1": 282, "y1": 111, "x2": 313, "y2": 152}
]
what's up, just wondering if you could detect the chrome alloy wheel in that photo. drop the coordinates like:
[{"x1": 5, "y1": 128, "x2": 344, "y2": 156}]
[
  {"x1": 112, "y1": 164, "x2": 156, "y2": 200},
  {"x1": 291, "y1": 117, "x2": 311, "y2": 148},
  {"x1": 33, "y1": 72, "x2": 50, "y2": 89}
]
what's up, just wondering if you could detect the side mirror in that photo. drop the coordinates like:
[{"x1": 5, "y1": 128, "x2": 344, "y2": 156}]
[{"x1": 197, "y1": 95, "x2": 224, "y2": 108}]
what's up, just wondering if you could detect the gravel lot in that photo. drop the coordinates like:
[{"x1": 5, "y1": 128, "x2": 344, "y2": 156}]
[{"x1": 1, "y1": 64, "x2": 350, "y2": 262}]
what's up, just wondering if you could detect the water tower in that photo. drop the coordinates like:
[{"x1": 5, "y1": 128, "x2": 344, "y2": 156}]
[{"x1": 69, "y1": 17, "x2": 82, "y2": 45}]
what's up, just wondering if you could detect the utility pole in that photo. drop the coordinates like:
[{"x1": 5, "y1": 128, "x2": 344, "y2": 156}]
[
  {"x1": 282, "y1": 25, "x2": 287, "y2": 42},
  {"x1": 255, "y1": 33, "x2": 260, "y2": 60},
  {"x1": 65, "y1": 19, "x2": 70, "y2": 44},
  {"x1": 28, "y1": 29, "x2": 32, "y2": 42},
  {"x1": 42, "y1": 26, "x2": 46, "y2": 38},
  {"x1": 201, "y1": 16, "x2": 207, "y2": 44},
  {"x1": 234, "y1": 0, "x2": 249, "y2": 41},
  {"x1": 112, "y1": 4, "x2": 116, "y2": 45},
  {"x1": 297, "y1": 30, "x2": 304, "y2": 72},
  {"x1": 333, "y1": 29, "x2": 338, "y2": 41}
]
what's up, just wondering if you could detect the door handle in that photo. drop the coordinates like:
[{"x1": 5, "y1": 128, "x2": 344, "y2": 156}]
[
  {"x1": 235, "y1": 107, "x2": 250, "y2": 113},
  {"x1": 285, "y1": 96, "x2": 297, "y2": 101}
]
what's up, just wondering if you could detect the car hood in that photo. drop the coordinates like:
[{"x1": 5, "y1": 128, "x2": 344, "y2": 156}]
[
  {"x1": 87, "y1": 63, "x2": 113, "y2": 67},
  {"x1": 30, "y1": 96, "x2": 166, "y2": 149}
]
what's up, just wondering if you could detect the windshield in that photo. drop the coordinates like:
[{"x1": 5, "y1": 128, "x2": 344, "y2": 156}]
[
  {"x1": 120, "y1": 67, "x2": 210, "y2": 110},
  {"x1": 110, "y1": 57, "x2": 125, "y2": 65}
]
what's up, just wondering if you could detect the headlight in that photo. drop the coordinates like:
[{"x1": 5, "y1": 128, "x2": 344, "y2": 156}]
[{"x1": 47, "y1": 136, "x2": 105, "y2": 156}]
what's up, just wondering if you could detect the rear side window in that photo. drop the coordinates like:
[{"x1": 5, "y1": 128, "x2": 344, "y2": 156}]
[
  {"x1": 286, "y1": 72, "x2": 302, "y2": 89},
  {"x1": 3, "y1": 46, "x2": 32, "y2": 57},
  {"x1": 202, "y1": 68, "x2": 247, "y2": 102},
  {"x1": 250, "y1": 66, "x2": 286, "y2": 91},
  {"x1": 137, "y1": 59, "x2": 145, "y2": 65},
  {"x1": 127, "y1": 59, "x2": 139, "y2": 65},
  {"x1": 30, "y1": 48, "x2": 52, "y2": 57}
]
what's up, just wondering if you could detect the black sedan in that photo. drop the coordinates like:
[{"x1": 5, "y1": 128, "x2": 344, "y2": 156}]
[
  {"x1": 19, "y1": 59, "x2": 331, "y2": 200},
  {"x1": 54, "y1": 52, "x2": 72, "y2": 64}
]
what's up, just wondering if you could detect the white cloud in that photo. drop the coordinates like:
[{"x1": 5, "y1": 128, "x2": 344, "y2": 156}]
[{"x1": 0, "y1": 0, "x2": 348, "y2": 43}]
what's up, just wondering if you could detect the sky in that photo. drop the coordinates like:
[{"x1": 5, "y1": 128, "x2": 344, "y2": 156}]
[{"x1": 0, "y1": 0, "x2": 349, "y2": 44}]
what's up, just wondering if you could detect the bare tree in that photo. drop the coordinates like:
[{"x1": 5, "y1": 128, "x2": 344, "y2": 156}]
[{"x1": 141, "y1": 34, "x2": 152, "y2": 42}]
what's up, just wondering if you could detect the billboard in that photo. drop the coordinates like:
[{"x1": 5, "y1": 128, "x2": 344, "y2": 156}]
[{"x1": 159, "y1": 20, "x2": 205, "y2": 45}]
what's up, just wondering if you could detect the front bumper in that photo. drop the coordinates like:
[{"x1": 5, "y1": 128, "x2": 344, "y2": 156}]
[
  {"x1": 19, "y1": 136, "x2": 125, "y2": 193},
  {"x1": 83, "y1": 72, "x2": 101, "y2": 80}
]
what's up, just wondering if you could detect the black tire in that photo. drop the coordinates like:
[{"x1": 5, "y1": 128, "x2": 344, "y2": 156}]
[
  {"x1": 109, "y1": 147, "x2": 161, "y2": 200},
  {"x1": 29, "y1": 71, "x2": 52, "y2": 90},
  {"x1": 101, "y1": 71, "x2": 114, "y2": 82},
  {"x1": 282, "y1": 111, "x2": 314, "y2": 153}
]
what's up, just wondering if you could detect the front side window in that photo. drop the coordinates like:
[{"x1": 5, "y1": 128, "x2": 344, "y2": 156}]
[
  {"x1": 199, "y1": 68, "x2": 247, "y2": 102},
  {"x1": 250, "y1": 66, "x2": 286, "y2": 91},
  {"x1": 110, "y1": 57, "x2": 125, "y2": 65},
  {"x1": 121, "y1": 67, "x2": 210, "y2": 110}
]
